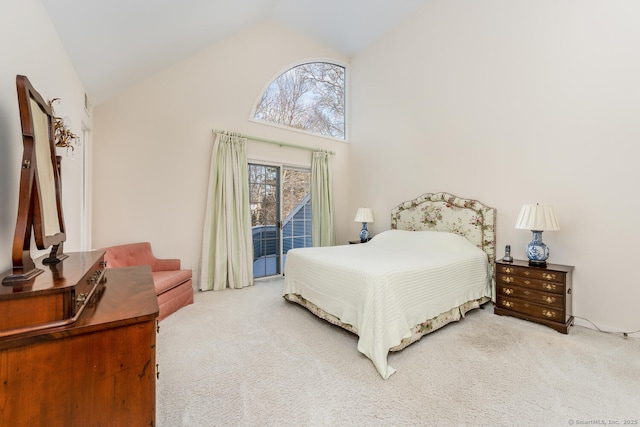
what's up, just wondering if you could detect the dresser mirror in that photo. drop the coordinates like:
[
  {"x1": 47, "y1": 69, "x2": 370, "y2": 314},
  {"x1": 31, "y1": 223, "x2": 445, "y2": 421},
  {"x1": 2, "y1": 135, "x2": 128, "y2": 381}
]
[{"x1": 2, "y1": 75, "x2": 67, "y2": 285}]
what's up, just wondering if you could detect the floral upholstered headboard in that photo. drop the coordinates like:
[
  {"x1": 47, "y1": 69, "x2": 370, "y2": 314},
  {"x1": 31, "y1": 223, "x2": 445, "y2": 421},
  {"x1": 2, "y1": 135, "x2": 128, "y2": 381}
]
[{"x1": 390, "y1": 192, "x2": 497, "y2": 266}]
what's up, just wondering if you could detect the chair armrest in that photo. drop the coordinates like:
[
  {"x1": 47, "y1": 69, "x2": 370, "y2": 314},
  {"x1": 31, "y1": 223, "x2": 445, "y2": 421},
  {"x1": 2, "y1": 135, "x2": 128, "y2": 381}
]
[{"x1": 153, "y1": 258, "x2": 181, "y2": 271}]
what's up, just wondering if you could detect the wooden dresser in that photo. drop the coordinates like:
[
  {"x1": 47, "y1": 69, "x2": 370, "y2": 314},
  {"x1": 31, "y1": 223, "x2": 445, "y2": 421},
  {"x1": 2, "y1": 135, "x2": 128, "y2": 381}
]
[
  {"x1": 494, "y1": 259, "x2": 574, "y2": 333},
  {"x1": 0, "y1": 254, "x2": 159, "y2": 426}
]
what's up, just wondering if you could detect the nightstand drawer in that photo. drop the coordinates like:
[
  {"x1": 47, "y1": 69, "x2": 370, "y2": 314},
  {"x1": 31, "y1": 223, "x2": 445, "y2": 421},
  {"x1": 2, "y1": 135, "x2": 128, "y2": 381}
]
[
  {"x1": 497, "y1": 285, "x2": 564, "y2": 309},
  {"x1": 496, "y1": 264, "x2": 565, "y2": 283},
  {"x1": 496, "y1": 295, "x2": 565, "y2": 322},
  {"x1": 496, "y1": 274, "x2": 565, "y2": 295}
]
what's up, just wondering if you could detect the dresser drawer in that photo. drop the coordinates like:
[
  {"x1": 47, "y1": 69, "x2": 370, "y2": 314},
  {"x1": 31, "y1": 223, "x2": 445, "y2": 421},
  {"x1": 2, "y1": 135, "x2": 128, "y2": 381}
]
[
  {"x1": 497, "y1": 274, "x2": 565, "y2": 295},
  {"x1": 496, "y1": 264, "x2": 565, "y2": 283},
  {"x1": 496, "y1": 284, "x2": 564, "y2": 309},
  {"x1": 496, "y1": 295, "x2": 566, "y2": 323}
]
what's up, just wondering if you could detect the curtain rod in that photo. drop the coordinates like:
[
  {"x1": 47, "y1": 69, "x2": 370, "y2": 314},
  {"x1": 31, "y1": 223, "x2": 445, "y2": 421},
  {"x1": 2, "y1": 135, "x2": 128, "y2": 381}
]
[{"x1": 213, "y1": 129, "x2": 335, "y2": 155}]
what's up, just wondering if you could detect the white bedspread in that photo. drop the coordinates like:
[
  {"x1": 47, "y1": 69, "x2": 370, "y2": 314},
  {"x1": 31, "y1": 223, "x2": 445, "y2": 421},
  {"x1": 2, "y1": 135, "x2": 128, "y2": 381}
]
[{"x1": 283, "y1": 230, "x2": 492, "y2": 379}]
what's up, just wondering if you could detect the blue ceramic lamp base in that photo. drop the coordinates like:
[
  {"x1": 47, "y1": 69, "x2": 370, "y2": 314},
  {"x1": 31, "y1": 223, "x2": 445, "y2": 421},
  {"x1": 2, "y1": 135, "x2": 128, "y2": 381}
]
[
  {"x1": 526, "y1": 230, "x2": 549, "y2": 267},
  {"x1": 359, "y1": 223, "x2": 370, "y2": 243}
]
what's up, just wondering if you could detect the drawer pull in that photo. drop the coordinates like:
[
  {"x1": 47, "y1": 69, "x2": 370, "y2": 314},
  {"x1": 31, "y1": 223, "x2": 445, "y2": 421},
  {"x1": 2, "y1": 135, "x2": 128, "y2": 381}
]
[
  {"x1": 524, "y1": 290, "x2": 531, "y2": 295},
  {"x1": 524, "y1": 271, "x2": 530, "y2": 276},
  {"x1": 76, "y1": 293, "x2": 89, "y2": 307},
  {"x1": 501, "y1": 300, "x2": 514, "y2": 308},
  {"x1": 542, "y1": 273, "x2": 556, "y2": 280},
  {"x1": 524, "y1": 280, "x2": 531, "y2": 285},
  {"x1": 503, "y1": 276, "x2": 514, "y2": 283},
  {"x1": 542, "y1": 310, "x2": 556, "y2": 318},
  {"x1": 543, "y1": 296, "x2": 556, "y2": 304},
  {"x1": 502, "y1": 288, "x2": 514, "y2": 295},
  {"x1": 503, "y1": 267, "x2": 514, "y2": 274},
  {"x1": 543, "y1": 283, "x2": 557, "y2": 291}
]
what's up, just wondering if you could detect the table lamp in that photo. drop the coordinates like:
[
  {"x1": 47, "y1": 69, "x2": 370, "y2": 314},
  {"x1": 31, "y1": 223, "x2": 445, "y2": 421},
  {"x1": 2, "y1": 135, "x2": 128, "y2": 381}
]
[
  {"x1": 354, "y1": 208, "x2": 374, "y2": 243},
  {"x1": 515, "y1": 204, "x2": 560, "y2": 267}
]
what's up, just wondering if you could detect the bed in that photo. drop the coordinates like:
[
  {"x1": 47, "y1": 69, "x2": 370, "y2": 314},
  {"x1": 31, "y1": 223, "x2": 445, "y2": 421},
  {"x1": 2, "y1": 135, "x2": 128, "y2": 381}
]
[{"x1": 283, "y1": 192, "x2": 496, "y2": 379}]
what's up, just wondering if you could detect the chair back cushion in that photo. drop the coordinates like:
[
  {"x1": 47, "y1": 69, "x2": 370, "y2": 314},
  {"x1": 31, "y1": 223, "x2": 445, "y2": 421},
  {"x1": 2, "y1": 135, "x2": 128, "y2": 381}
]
[{"x1": 103, "y1": 242, "x2": 156, "y2": 269}]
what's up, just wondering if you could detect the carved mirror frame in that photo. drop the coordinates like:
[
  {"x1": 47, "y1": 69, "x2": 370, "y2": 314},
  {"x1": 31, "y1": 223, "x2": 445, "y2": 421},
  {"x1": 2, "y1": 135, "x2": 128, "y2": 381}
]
[{"x1": 2, "y1": 75, "x2": 67, "y2": 285}]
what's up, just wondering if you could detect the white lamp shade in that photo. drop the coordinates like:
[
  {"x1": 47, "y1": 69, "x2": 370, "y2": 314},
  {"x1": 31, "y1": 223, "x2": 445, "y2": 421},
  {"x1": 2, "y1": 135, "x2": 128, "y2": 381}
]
[
  {"x1": 515, "y1": 205, "x2": 560, "y2": 231},
  {"x1": 354, "y1": 208, "x2": 374, "y2": 223}
]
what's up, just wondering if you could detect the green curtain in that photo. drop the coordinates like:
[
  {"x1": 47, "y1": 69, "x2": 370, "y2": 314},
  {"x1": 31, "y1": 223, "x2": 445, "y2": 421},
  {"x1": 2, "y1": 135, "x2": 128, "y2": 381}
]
[
  {"x1": 311, "y1": 150, "x2": 335, "y2": 247},
  {"x1": 200, "y1": 131, "x2": 253, "y2": 290}
]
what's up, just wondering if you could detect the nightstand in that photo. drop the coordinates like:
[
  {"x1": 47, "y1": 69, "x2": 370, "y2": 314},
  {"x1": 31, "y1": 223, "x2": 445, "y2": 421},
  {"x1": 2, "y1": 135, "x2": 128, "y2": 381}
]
[{"x1": 494, "y1": 259, "x2": 574, "y2": 334}]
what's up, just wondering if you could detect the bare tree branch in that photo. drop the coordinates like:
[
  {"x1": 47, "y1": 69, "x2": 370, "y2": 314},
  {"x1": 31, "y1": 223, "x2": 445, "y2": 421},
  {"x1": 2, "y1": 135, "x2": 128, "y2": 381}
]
[{"x1": 254, "y1": 62, "x2": 345, "y2": 139}]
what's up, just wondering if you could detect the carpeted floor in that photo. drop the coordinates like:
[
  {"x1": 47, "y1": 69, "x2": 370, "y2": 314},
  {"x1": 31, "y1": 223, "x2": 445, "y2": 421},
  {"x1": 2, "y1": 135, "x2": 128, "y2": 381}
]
[{"x1": 156, "y1": 278, "x2": 640, "y2": 426}]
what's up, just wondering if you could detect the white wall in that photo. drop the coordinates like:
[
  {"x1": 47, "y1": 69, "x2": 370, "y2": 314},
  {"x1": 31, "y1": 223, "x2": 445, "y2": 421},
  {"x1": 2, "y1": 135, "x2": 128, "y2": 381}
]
[
  {"x1": 92, "y1": 22, "x2": 350, "y2": 285},
  {"x1": 350, "y1": 0, "x2": 640, "y2": 332},
  {"x1": 0, "y1": 0, "x2": 90, "y2": 274}
]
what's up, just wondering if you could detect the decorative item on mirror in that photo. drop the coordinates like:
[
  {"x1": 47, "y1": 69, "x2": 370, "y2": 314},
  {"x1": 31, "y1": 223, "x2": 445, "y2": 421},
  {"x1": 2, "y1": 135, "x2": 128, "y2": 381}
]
[{"x1": 49, "y1": 98, "x2": 79, "y2": 156}]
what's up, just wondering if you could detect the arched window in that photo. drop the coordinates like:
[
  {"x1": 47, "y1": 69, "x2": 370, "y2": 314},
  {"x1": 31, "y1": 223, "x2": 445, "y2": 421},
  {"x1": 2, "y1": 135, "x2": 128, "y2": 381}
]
[{"x1": 253, "y1": 62, "x2": 345, "y2": 140}]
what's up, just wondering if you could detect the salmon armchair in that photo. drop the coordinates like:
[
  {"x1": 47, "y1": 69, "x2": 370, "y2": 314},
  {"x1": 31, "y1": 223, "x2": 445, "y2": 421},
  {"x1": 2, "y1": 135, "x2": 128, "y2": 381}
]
[{"x1": 101, "y1": 242, "x2": 193, "y2": 320}]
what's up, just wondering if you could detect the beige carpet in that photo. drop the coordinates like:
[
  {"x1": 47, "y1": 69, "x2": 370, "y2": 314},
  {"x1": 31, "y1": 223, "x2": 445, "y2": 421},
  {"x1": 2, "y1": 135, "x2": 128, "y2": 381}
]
[{"x1": 156, "y1": 277, "x2": 640, "y2": 426}]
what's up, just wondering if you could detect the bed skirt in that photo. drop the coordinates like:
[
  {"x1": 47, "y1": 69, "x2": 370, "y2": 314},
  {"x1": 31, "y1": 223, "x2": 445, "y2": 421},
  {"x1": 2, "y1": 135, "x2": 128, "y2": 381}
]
[{"x1": 283, "y1": 293, "x2": 491, "y2": 352}]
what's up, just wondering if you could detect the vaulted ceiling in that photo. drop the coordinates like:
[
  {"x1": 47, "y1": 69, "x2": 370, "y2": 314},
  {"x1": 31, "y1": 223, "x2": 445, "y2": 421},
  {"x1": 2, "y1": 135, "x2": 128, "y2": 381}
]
[{"x1": 41, "y1": 0, "x2": 427, "y2": 104}]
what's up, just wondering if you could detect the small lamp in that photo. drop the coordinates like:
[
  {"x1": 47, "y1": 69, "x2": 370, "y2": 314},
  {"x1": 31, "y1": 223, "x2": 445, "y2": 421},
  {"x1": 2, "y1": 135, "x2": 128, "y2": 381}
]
[
  {"x1": 515, "y1": 204, "x2": 560, "y2": 267},
  {"x1": 354, "y1": 208, "x2": 374, "y2": 243}
]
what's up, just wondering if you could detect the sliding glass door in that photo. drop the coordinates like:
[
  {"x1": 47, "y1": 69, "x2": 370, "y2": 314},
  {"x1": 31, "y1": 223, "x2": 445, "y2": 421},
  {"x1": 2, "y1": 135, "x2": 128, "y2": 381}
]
[
  {"x1": 281, "y1": 168, "x2": 312, "y2": 259},
  {"x1": 249, "y1": 163, "x2": 311, "y2": 279}
]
